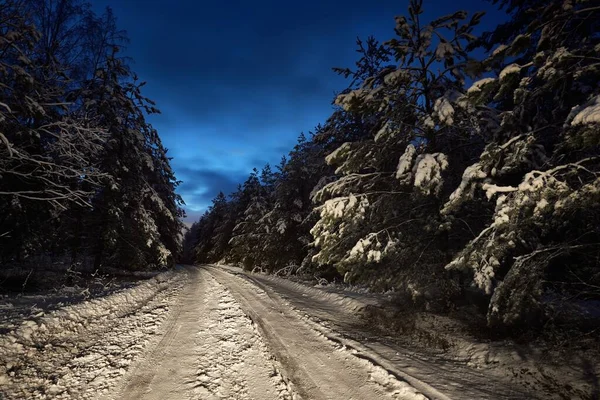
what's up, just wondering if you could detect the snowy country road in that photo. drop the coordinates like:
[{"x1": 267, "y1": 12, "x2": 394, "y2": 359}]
[
  {"x1": 1, "y1": 265, "x2": 536, "y2": 400},
  {"x1": 205, "y1": 267, "x2": 536, "y2": 400},
  {"x1": 114, "y1": 266, "x2": 426, "y2": 400},
  {"x1": 204, "y1": 267, "x2": 426, "y2": 400}
]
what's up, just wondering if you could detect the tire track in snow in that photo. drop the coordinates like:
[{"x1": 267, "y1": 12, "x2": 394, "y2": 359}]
[
  {"x1": 113, "y1": 267, "x2": 292, "y2": 400},
  {"x1": 206, "y1": 266, "x2": 427, "y2": 400},
  {"x1": 228, "y1": 267, "x2": 536, "y2": 400}
]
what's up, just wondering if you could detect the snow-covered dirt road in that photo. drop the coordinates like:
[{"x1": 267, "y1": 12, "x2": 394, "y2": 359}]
[
  {"x1": 206, "y1": 267, "x2": 426, "y2": 400},
  {"x1": 1, "y1": 265, "x2": 539, "y2": 399},
  {"x1": 111, "y1": 268, "x2": 292, "y2": 400},
  {"x1": 206, "y1": 266, "x2": 537, "y2": 400},
  {"x1": 110, "y1": 267, "x2": 425, "y2": 400}
]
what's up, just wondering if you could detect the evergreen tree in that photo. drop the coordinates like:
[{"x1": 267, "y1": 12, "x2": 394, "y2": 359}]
[
  {"x1": 442, "y1": 0, "x2": 600, "y2": 328},
  {"x1": 0, "y1": 0, "x2": 108, "y2": 264},
  {"x1": 309, "y1": 0, "x2": 483, "y2": 293},
  {"x1": 0, "y1": 0, "x2": 184, "y2": 276},
  {"x1": 180, "y1": 221, "x2": 200, "y2": 264},
  {"x1": 195, "y1": 191, "x2": 229, "y2": 263},
  {"x1": 228, "y1": 169, "x2": 267, "y2": 269},
  {"x1": 261, "y1": 133, "x2": 330, "y2": 274}
]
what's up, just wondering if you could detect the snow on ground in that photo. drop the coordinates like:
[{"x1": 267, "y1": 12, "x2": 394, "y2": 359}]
[
  {"x1": 111, "y1": 268, "x2": 293, "y2": 400},
  {"x1": 410, "y1": 313, "x2": 599, "y2": 399},
  {"x1": 218, "y1": 264, "x2": 382, "y2": 316},
  {"x1": 0, "y1": 276, "x2": 142, "y2": 335},
  {"x1": 0, "y1": 270, "x2": 189, "y2": 399},
  {"x1": 208, "y1": 266, "x2": 428, "y2": 400},
  {"x1": 226, "y1": 265, "x2": 597, "y2": 399},
  {"x1": 191, "y1": 272, "x2": 293, "y2": 400},
  {"x1": 3, "y1": 263, "x2": 594, "y2": 399}
]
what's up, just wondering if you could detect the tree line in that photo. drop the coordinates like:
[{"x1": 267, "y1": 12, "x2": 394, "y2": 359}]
[
  {"x1": 186, "y1": 0, "x2": 600, "y2": 332},
  {"x1": 0, "y1": 0, "x2": 184, "y2": 280}
]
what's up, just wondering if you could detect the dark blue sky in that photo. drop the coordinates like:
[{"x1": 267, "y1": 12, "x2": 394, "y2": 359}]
[{"x1": 89, "y1": 0, "x2": 505, "y2": 223}]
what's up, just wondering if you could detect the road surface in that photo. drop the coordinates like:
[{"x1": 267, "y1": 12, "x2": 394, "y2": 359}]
[
  {"x1": 109, "y1": 267, "x2": 425, "y2": 400},
  {"x1": 0, "y1": 265, "x2": 538, "y2": 399},
  {"x1": 108, "y1": 266, "x2": 534, "y2": 400}
]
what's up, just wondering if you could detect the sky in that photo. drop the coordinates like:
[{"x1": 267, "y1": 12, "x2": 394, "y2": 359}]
[{"x1": 89, "y1": 0, "x2": 505, "y2": 224}]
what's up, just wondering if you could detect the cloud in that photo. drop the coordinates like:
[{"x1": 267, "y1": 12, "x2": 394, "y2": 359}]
[
  {"x1": 176, "y1": 167, "x2": 248, "y2": 214},
  {"x1": 182, "y1": 209, "x2": 206, "y2": 225},
  {"x1": 89, "y1": 0, "x2": 507, "y2": 230}
]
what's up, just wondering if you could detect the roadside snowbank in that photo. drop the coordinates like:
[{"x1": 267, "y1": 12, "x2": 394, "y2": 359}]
[
  {"x1": 0, "y1": 269, "x2": 188, "y2": 399},
  {"x1": 410, "y1": 313, "x2": 599, "y2": 399}
]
